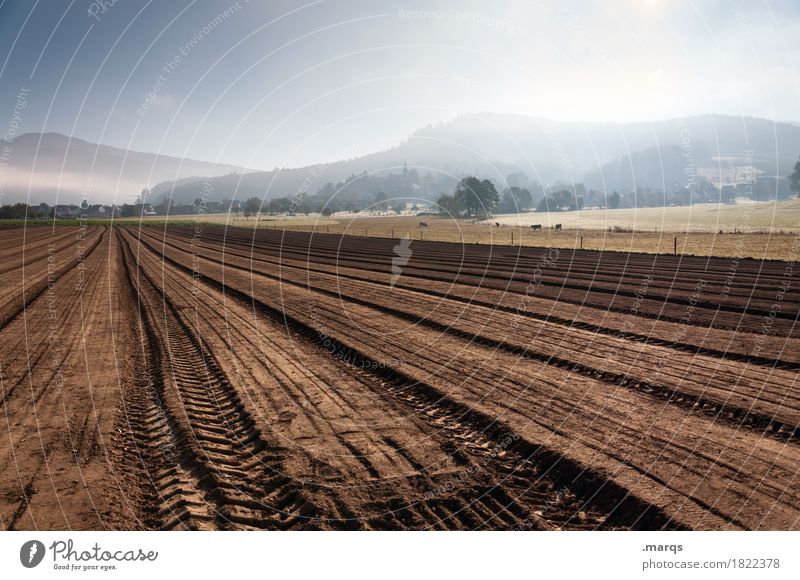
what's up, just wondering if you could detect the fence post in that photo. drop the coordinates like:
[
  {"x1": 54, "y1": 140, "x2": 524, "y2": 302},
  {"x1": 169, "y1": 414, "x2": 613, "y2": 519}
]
[{"x1": 674, "y1": 236, "x2": 677, "y2": 255}]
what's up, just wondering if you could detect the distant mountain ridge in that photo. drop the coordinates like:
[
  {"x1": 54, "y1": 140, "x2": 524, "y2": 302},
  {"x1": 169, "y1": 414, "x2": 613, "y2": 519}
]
[
  {"x1": 0, "y1": 132, "x2": 248, "y2": 205},
  {"x1": 4, "y1": 113, "x2": 799, "y2": 206},
  {"x1": 160, "y1": 113, "x2": 800, "y2": 204}
]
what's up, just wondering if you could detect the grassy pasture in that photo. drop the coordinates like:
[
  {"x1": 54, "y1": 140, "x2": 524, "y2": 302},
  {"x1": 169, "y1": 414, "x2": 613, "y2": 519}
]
[
  {"x1": 490, "y1": 199, "x2": 800, "y2": 233},
  {"x1": 4, "y1": 199, "x2": 798, "y2": 260}
]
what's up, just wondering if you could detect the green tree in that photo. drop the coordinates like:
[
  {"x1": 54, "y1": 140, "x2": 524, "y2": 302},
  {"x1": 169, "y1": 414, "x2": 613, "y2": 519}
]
[
  {"x1": 297, "y1": 200, "x2": 311, "y2": 215},
  {"x1": 499, "y1": 186, "x2": 533, "y2": 213},
  {"x1": 156, "y1": 198, "x2": 173, "y2": 214},
  {"x1": 550, "y1": 190, "x2": 577, "y2": 211},
  {"x1": 515, "y1": 187, "x2": 533, "y2": 210},
  {"x1": 436, "y1": 194, "x2": 463, "y2": 216},
  {"x1": 535, "y1": 197, "x2": 551, "y2": 212},
  {"x1": 267, "y1": 197, "x2": 291, "y2": 213},
  {"x1": 243, "y1": 197, "x2": 261, "y2": 217},
  {"x1": 607, "y1": 191, "x2": 621, "y2": 209},
  {"x1": 789, "y1": 157, "x2": 800, "y2": 198},
  {"x1": 0, "y1": 203, "x2": 30, "y2": 219},
  {"x1": 454, "y1": 177, "x2": 481, "y2": 216},
  {"x1": 479, "y1": 179, "x2": 500, "y2": 216},
  {"x1": 454, "y1": 177, "x2": 499, "y2": 217},
  {"x1": 373, "y1": 191, "x2": 390, "y2": 211}
]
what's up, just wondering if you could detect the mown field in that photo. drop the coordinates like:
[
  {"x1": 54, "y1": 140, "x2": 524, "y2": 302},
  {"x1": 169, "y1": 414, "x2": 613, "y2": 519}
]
[
  {"x1": 61, "y1": 199, "x2": 798, "y2": 260},
  {"x1": 493, "y1": 198, "x2": 800, "y2": 232},
  {"x1": 0, "y1": 224, "x2": 798, "y2": 530},
  {"x1": 268, "y1": 216, "x2": 798, "y2": 261}
]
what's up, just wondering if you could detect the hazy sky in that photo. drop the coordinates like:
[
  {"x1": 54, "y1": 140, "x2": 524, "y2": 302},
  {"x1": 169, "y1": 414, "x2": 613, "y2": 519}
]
[{"x1": 1, "y1": 0, "x2": 798, "y2": 169}]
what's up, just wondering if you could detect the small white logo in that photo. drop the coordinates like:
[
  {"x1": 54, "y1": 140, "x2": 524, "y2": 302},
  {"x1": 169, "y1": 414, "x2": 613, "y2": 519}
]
[
  {"x1": 390, "y1": 237, "x2": 412, "y2": 289},
  {"x1": 20, "y1": 540, "x2": 45, "y2": 568}
]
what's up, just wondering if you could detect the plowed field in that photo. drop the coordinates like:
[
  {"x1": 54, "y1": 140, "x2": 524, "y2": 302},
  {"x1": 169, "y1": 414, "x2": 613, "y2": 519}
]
[{"x1": 1, "y1": 224, "x2": 798, "y2": 530}]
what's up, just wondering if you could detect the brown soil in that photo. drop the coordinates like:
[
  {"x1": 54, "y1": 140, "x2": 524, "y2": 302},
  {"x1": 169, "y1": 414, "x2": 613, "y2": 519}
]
[{"x1": 0, "y1": 224, "x2": 797, "y2": 530}]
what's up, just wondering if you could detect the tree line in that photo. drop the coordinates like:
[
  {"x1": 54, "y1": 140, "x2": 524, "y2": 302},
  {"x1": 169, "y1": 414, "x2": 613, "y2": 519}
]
[{"x1": 436, "y1": 177, "x2": 534, "y2": 217}]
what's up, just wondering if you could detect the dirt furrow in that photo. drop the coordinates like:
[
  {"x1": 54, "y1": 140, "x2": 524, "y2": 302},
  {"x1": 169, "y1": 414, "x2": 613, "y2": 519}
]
[
  {"x1": 0, "y1": 228, "x2": 127, "y2": 530},
  {"x1": 132, "y1": 229, "x2": 700, "y2": 529},
  {"x1": 142, "y1": 228, "x2": 800, "y2": 438},
  {"x1": 155, "y1": 227, "x2": 800, "y2": 366},
  {"x1": 178, "y1": 227, "x2": 799, "y2": 332},
  {"x1": 119, "y1": 233, "x2": 322, "y2": 530},
  {"x1": 0, "y1": 226, "x2": 105, "y2": 331},
  {"x1": 147, "y1": 232, "x2": 800, "y2": 529},
  {"x1": 122, "y1": 228, "x2": 620, "y2": 529}
]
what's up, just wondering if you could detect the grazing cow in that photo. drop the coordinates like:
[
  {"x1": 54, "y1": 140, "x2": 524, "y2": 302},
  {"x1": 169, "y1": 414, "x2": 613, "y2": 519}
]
[
  {"x1": 419, "y1": 222, "x2": 428, "y2": 228},
  {"x1": 496, "y1": 222, "x2": 500, "y2": 228},
  {"x1": 531, "y1": 224, "x2": 542, "y2": 231},
  {"x1": 554, "y1": 223, "x2": 562, "y2": 231}
]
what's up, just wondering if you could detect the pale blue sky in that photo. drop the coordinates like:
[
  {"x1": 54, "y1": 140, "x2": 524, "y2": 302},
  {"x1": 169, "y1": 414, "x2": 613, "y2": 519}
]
[{"x1": 1, "y1": 0, "x2": 798, "y2": 169}]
